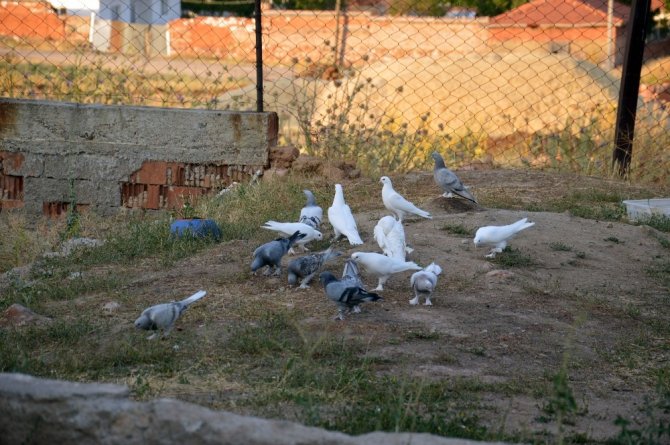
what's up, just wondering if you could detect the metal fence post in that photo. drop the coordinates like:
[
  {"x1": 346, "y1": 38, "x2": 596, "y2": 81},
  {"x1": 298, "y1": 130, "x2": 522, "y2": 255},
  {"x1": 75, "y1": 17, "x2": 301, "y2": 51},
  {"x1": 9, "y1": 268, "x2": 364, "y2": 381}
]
[
  {"x1": 612, "y1": 0, "x2": 651, "y2": 178},
  {"x1": 254, "y1": 0, "x2": 264, "y2": 112}
]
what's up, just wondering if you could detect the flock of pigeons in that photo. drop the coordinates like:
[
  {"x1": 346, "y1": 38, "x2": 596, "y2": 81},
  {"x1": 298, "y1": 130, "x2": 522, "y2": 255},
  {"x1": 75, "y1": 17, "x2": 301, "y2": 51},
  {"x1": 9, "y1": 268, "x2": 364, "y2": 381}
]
[{"x1": 135, "y1": 152, "x2": 536, "y2": 337}]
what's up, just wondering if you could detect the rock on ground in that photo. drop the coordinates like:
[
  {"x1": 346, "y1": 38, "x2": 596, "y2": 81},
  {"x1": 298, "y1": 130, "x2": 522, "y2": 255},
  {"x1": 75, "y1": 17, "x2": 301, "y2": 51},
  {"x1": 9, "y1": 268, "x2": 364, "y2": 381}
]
[{"x1": 0, "y1": 373, "x2": 513, "y2": 445}]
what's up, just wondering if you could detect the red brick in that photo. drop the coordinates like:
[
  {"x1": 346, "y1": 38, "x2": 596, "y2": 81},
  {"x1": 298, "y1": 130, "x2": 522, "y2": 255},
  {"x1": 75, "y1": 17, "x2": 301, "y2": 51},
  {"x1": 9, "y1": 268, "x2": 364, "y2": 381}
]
[
  {"x1": 133, "y1": 161, "x2": 169, "y2": 185},
  {"x1": 146, "y1": 184, "x2": 160, "y2": 209},
  {"x1": 0, "y1": 199, "x2": 24, "y2": 210}
]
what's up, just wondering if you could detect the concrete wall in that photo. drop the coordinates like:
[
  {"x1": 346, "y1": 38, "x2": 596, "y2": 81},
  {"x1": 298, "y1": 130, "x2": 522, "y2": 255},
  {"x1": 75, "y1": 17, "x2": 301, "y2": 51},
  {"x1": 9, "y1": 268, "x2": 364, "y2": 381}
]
[{"x1": 0, "y1": 98, "x2": 278, "y2": 216}]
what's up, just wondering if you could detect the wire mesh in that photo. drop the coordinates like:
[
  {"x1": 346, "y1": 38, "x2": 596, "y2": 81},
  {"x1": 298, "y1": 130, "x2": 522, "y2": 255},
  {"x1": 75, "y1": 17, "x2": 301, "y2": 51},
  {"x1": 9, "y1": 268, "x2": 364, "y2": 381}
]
[{"x1": 0, "y1": 0, "x2": 669, "y2": 183}]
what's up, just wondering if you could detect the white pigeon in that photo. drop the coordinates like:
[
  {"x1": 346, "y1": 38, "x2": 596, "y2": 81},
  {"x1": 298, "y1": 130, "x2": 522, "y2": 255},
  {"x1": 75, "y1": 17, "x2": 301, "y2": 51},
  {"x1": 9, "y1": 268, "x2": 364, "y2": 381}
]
[
  {"x1": 431, "y1": 151, "x2": 477, "y2": 203},
  {"x1": 134, "y1": 290, "x2": 206, "y2": 340},
  {"x1": 380, "y1": 176, "x2": 432, "y2": 222},
  {"x1": 261, "y1": 221, "x2": 322, "y2": 253},
  {"x1": 410, "y1": 263, "x2": 442, "y2": 306},
  {"x1": 298, "y1": 189, "x2": 323, "y2": 229},
  {"x1": 473, "y1": 217, "x2": 535, "y2": 258},
  {"x1": 373, "y1": 215, "x2": 413, "y2": 261},
  {"x1": 328, "y1": 183, "x2": 364, "y2": 245},
  {"x1": 351, "y1": 251, "x2": 422, "y2": 291}
]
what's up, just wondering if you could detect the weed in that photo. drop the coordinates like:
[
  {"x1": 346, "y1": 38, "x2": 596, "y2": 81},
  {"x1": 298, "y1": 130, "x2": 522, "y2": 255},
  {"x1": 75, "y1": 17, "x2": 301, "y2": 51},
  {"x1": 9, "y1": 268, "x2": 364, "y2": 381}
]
[
  {"x1": 640, "y1": 215, "x2": 670, "y2": 233},
  {"x1": 654, "y1": 233, "x2": 670, "y2": 249},
  {"x1": 575, "y1": 251, "x2": 587, "y2": 259},
  {"x1": 404, "y1": 328, "x2": 440, "y2": 341},
  {"x1": 550, "y1": 242, "x2": 573, "y2": 251},
  {"x1": 611, "y1": 375, "x2": 670, "y2": 445},
  {"x1": 646, "y1": 260, "x2": 670, "y2": 287},
  {"x1": 60, "y1": 179, "x2": 82, "y2": 241},
  {"x1": 441, "y1": 224, "x2": 474, "y2": 236},
  {"x1": 540, "y1": 315, "x2": 588, "y2": 444},
  {"x1": 491, "y1": 247, "x2": 534, "y2": 268},
  {"x1": 605, "y1": 236, "x2": 622, "y2": 244}
]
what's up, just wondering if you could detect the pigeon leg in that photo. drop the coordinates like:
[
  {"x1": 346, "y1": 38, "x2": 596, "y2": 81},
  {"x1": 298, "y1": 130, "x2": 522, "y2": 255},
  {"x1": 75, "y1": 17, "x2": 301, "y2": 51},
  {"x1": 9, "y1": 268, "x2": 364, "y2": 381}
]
[
  {"x1": 162, "y1": 326, "x2": 174, "y2": 338},
  {"x1": 334, "y1": 308, "x2": 346, "y2": 320},
  {"x1": 424, "y1": 296, "x2": 433, "y2": 306},
  {"x1": 298, "y1": 274, "x2": 315, "y2": 289},
  {"x1": 443, "y1": 192, "x2": 454, "y2": 198},
  {"x1": 352, "y1": 305, "x2": 361, "y2": 313},
  {"x1": 409, "y1": 294, "x2": 419, "y2": 305},
  {"x1": 272, "y1": 266, "x2": 281, "y2": 277},
  {"x1": 486, "y1": 244, "x2": 505, "y2": 258},
  {"x1": 147, "y1": 333, "x2": 158, "y2": 340},
  {"x1": 373, "y1": 276, "x2": 389, "y2": 291}
]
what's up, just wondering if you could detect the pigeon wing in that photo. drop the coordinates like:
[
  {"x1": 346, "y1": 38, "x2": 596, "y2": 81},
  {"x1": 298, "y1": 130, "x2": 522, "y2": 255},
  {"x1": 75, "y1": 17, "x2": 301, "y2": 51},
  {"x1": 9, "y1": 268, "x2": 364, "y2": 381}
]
[{"x1": 329, "y1": 204, "x2": 363, "y2": 245}]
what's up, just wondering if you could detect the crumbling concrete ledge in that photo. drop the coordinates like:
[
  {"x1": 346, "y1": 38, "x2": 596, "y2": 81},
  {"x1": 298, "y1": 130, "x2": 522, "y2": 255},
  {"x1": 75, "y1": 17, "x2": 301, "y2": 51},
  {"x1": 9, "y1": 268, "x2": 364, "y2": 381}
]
[
  {"x1": 0, "y1": 99, "x2": 278, "y2": 215},
  {"x1": 0, "y1": 373, "x2": 514, "y2": 445}
]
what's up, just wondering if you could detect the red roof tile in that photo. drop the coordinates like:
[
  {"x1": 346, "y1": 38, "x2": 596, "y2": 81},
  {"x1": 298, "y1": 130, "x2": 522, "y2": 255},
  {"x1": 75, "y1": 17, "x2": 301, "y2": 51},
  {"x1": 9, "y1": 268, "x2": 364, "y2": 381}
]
[{"x1": 491, "y1": 0, "x2": 633, "y2": 26}]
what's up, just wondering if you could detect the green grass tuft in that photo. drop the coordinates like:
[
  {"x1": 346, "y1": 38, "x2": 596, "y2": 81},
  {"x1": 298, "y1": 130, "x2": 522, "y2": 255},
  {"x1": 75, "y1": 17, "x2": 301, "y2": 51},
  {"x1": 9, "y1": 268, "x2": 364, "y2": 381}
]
[
  {"x1": 550, "y1": 242, "x2": 573, "y2": 251},
  {"x1": 440, "y1": 224, "x2": 474, "y2": 236},
  {"x1": 491, "y1": 247, "x2": 534, "y2": 268}
]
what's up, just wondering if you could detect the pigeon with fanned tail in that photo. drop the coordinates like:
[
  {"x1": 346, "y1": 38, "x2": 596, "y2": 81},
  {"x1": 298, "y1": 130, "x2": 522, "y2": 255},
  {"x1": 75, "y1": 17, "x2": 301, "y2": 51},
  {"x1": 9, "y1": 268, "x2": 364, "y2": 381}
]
[
  {"x1": 431, "y1": 151, "x2": 477, "y2": 204},
  {"x1": 328, "y1": 183, "x2": 363, "y2": 245},
  {"x1": 134, "y1": 290, "x2": 207, "y2": 340},
  {"x1": 252, "y1": 231, "x2": 306, "y2": 276},
  {"x1": 341, "y1": 258, "x2": 366, "y2": 313},
  {"x1": 319, "y1": 271, "x2": 382, "y2": 320},
  {"x1": 351, "y1": 251, "x2": 422, "y2": 291},
  {"x1": 261, "y1": 221, "x2": 322, "y2": 253},
  {"x1": 374, "y1": 215, "x2": 413, "y2": 261},
  {"x1": 341, "y1": 259, "x2": 364, "y2": 289},
  {"x1": 380, "y1": 176, "x2": 431, "y2": 222},
  {"x1": 474, "y1": 217, "x2": 535, "y2": 258},
  {"x1": 410, "y1": 263, "x2": 442, "y2": 306},
  {"x1": 287, "y1": 247, "x2": 341, "y2": 288},
  {"x1": 298, "y1": 189, "x2": 323, "y2": 229}
]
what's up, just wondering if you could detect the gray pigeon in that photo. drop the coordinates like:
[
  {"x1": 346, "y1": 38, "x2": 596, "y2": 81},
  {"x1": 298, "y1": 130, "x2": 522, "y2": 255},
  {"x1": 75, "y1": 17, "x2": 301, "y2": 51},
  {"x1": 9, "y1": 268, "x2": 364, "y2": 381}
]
[
  {"x1": 410, "y1": 263, "x2": 442, "y2": 306},
  {"x1": 252, "y1": 231, "x2": 307, "y2": 276},
  {"x1": 134, "y1": 290, "x2": 207, "y2": 340},
  {"x1": 341, "y1": 259, "x2": 364, "y2": 288},
  {"x1": 319, "y1": 271, "x2": 382, "y2": 320},
  {"x1": 431, "y1": 151, "x2": 477, "y2": 204},
  {"x1": 298, "y1": 189, "x2": 323, "y2": 229},
  {"x1": 340, "y1": 258, "x2": 366, "y2": 314},
  {"x1": 287, "y1": 247, "x2": 341, "y2": 288}
]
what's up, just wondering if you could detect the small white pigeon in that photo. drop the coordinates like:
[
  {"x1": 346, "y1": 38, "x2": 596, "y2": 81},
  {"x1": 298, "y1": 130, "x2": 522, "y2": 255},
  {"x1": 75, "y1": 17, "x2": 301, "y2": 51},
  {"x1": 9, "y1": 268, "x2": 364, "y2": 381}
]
[
  {"x1": 328, "y1": 184, "x2": 364, "y2": 245},
  {"x1": 474, "y1": 217, "x2": 535, "y2": 258},
  {"x1": 373, "y1": 215, "x2": 413, "y2": 261},
  {"x1": 380, "y1": 176, "x2": 432, "y2": 222},
  {"x1": 351, "y1": 251, "x2": 422, "y2": 291},
  {"x1": 431, "y1": 151, "x2": 477, "y2": 203},
  {"x1": 261, "y1": 221, "x2": 322, "y2": 253},
  {"x1": 299, "y1": 189, "x2": 323, "y2": 229},
  {"x1": 410, "y1": 263, "x2": 442, "y2": 306},
  {"x1": 134, "y1": 290, "x2": 207, "y2": 340}
]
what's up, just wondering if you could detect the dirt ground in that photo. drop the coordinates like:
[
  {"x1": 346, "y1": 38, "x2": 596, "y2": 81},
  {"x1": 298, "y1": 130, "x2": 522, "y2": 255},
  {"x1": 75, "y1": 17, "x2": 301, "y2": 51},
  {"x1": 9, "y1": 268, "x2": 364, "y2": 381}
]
[
  {"x1": 81, "y1": 169, "x2": 665, "y2": 441},
  {"x1": 4, "y1": 169, "x2": 668, "y2": 442}
]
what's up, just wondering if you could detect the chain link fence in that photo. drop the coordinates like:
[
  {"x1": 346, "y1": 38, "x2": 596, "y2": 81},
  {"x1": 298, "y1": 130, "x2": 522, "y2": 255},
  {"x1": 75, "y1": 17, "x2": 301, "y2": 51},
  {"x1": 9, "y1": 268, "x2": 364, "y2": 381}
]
[{"x1": 1, "y1": 0, "x2": 669, "y2": 183}]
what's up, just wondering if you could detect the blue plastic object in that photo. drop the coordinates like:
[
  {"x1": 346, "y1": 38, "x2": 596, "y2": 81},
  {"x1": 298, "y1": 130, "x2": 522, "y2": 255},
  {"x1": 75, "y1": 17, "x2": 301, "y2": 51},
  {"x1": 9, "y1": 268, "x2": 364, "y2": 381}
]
[{"x1": 170, "y1": 218, "x2": 222, "y2": 241}]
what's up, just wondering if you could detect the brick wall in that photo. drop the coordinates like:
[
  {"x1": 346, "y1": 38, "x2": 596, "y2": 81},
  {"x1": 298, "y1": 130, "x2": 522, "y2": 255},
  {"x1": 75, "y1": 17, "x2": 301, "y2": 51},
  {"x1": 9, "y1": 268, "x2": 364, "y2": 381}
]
[
  {"x1": 169, "y1": 12, "x2": 490, "y2": 65},
  {"x1": 1, "y1": 2, "x2": 668, "y2": 67},
  {"x1": 0, "y1": 1, "x2": 65, "y2": 41}
]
